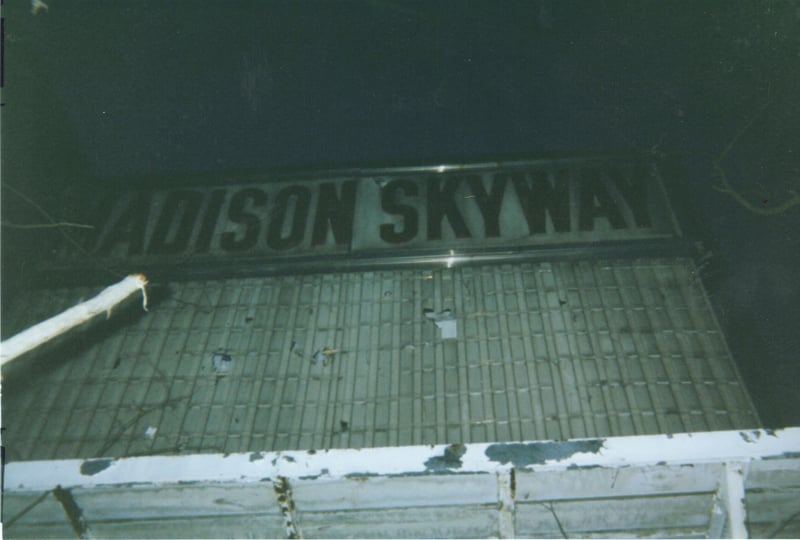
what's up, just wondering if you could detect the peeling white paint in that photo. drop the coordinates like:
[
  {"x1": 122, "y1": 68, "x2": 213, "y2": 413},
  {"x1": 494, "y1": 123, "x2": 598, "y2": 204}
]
[{"x1": 5, "y1": 428, "x2": 799, "y2": 492}]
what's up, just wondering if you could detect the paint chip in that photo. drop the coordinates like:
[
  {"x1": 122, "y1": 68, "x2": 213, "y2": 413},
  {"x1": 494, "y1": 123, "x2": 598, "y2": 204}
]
[
  {"x1": 80, "y1": 459, "x2": 113, "y2": 476},
  {"x1": 424, "y1": 443, "x2": 466, "y2": 471},
  {"x1": 485, "y1": 440, "x2": 605, "y2": 468}
]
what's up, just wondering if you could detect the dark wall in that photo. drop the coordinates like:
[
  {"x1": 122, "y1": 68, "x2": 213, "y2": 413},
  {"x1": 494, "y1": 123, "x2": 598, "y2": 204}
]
[{"x1": 2, "y1": 0, "x2": 799, "y2": 425}]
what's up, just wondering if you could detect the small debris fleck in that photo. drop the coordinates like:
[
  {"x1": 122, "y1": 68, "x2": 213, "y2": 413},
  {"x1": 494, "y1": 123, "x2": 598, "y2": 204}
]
[
  {"x1": 144, "y1": 426, "x2": 158, "y2": 439},
  {"x1": 340, "y1": 420, "x2": 349, "y2": 432},
  {"x1": 290, "y1": 340, "x2": 306, "y2": 358},
  {"x1": 312, "y1": 347, "x2": 337, "y2": 366},
  {"x1": 212, "y1": 352, "x2": 233, "y2": 373},
  {"x1": 424, "y1": 308, "x2": 458, "y2": 339},
  {"x1": 31, "y1": 0, "x2": 48, "y2": 15}
]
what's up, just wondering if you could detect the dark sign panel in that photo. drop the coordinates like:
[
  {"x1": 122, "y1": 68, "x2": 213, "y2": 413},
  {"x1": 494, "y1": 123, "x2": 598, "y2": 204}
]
[{"x1": 54, "y1": 156, "x2": 683, "y2": 281}]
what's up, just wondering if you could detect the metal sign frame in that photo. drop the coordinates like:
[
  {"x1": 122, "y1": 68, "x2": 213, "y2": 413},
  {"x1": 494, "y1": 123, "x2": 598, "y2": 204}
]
[{"x1": 37, "y1": 154, "x2": 690, "y2": 286}]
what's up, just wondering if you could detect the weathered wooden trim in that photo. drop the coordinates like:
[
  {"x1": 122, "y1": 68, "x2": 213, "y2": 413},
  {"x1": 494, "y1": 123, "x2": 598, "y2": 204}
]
[
  {"x1": 52, "y1": 485, "x2": 94, "y2": 539},
  {"x1": 5, "y1": 428, "x2": 798, "y2": 492},
  {"x1": 273, "y1": 477, "x2": 301, "y2": 539},
  {"x1": 721, "y1": 462, "x2": 748, "y2": 539},
  {"x1": 496, "y1": 469, "x2": 516, "y2": 538}
]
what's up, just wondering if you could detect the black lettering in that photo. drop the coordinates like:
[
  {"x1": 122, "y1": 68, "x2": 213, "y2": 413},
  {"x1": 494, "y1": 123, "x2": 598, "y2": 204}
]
[
  {"x1": 512, "y1": 170, "x2": 570, "y2": 234},
  {"x1": 93, "y1": 192, "x2": 151, "y2": 256},
  {"x1": 468, "y1": 175, "x2": 506, "y2": 237},
  {"x1": 311, "y1": 181, "x2": 357, "y2": 246},
  {"x1": 267, "y1": 186, "x2": 310, "y2": 250},
  {"x1": 379, "y1": 179, "x2": 419, "y2": 243},
  {"x1": 220, "y1": 188, "x2": 267, "y2": 252},
  {"x1": 148, "y1": 190, "x2": 203, "y2": 254},
  {"x1": 608, "y1": 163, "x2": 652, "y2": 228},
  {"x1": 195, "y1": 189, "x2": 227, "y2": 253},
  {"x1": 579, "y1": 169, "x2": 626, "y2": 231},
  {"x1": 427, "y1": 176, "x2": 470, "y2": 240}
]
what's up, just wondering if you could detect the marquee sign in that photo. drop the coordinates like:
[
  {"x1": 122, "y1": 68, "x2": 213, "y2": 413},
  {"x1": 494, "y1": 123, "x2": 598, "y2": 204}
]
[{"x1": 56, "y1": 156, "x2": 684, "y2": 281}]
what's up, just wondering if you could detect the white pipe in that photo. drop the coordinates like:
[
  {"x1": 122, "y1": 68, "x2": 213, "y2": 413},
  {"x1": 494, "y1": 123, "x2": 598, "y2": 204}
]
[{"x1": 0, "y1": 274, "x2": 149, "y2": 366}]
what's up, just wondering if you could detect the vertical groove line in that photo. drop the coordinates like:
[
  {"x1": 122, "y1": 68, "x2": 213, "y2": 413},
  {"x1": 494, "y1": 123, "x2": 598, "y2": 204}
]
[{"x1": 245, "y1": 279, "x2": 279, "y2": 450}]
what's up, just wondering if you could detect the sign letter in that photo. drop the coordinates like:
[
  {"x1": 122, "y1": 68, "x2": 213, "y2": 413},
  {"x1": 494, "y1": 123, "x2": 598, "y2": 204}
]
[
  {"x1": 579, "y1": 169, "x2": 626, "y2": 231},
  {"x1": 427, "y1": 176, "x2": 470, "y2": 240},
  {"x1": 311, "y1": 181, "x2": 357, "y2": 246},
  {"x1": 380, "y1": 179, "x2": 419, "y2": 244},
  {"x1": 468, "y1": 175, "x2": 507, "y2": 238},
  {"x1": 148, "y1": 190, "x2": 203, "y2": 255},
  {"x1": 267, "y1": 186, "x2": 311, "y2": 250},
  {"x1": 221, "y1": 188, "x2": 267, "y2": 252},
  {"x1": 512, "y1": 171, "x2": 570, "y2": 234},
  {"x1": 93, "y1": 192, "x2": 151, "y2": 256}
]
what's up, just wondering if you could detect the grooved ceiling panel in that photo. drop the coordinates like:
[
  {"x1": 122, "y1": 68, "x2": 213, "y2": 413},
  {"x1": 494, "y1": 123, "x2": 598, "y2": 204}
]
[{"x1": 2, "y1": 258, "x2": 759, "y2": 462}]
